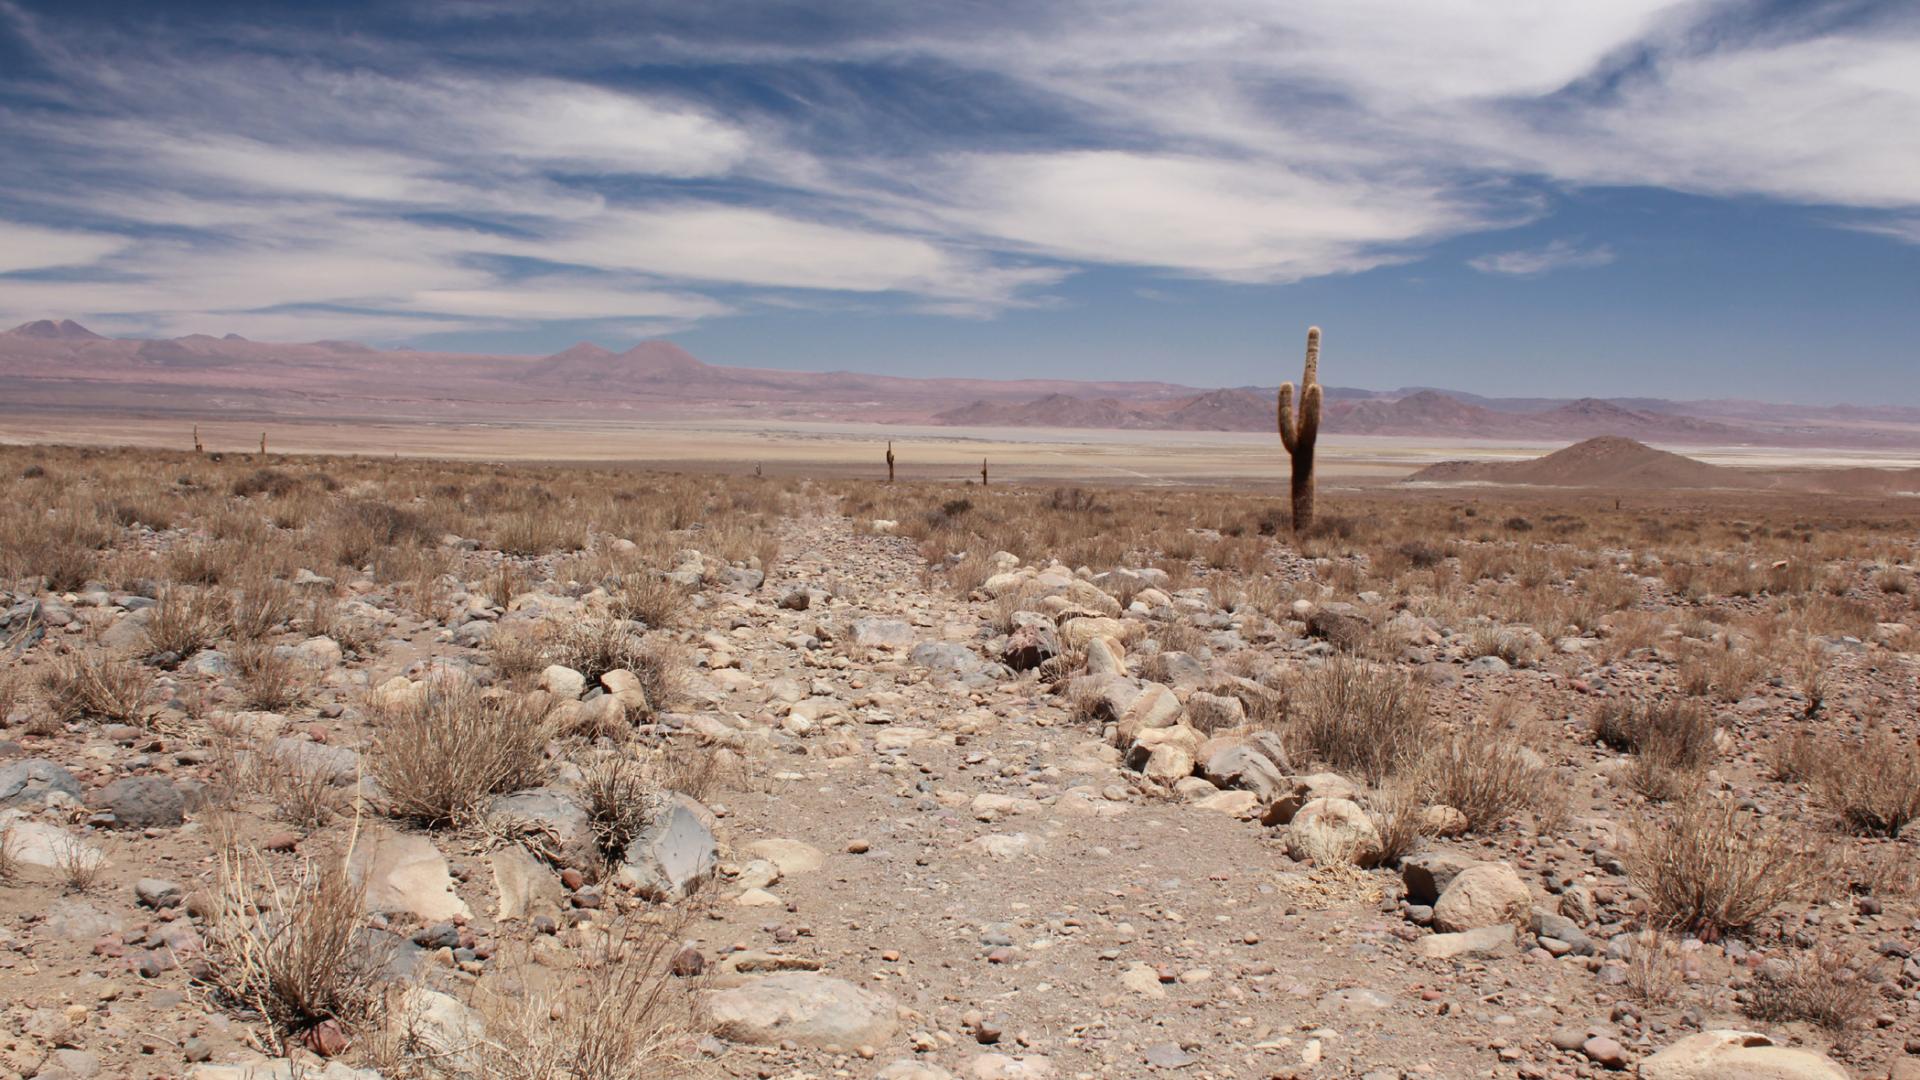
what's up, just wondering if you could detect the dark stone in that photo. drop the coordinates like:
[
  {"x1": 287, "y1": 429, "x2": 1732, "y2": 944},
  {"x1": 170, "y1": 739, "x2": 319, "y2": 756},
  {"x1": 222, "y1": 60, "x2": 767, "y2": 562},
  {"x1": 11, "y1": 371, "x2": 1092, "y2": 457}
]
[{"x1": 95, "y1": 776, "x2": 185, "y2": 828}]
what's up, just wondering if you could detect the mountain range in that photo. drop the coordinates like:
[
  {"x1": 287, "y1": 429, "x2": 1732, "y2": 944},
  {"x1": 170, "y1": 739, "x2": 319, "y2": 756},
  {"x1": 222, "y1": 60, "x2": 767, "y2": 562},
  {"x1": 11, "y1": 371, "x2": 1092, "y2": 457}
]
[{"x1": 4, "y1": 320, "x2": 1917, "y2": 449}]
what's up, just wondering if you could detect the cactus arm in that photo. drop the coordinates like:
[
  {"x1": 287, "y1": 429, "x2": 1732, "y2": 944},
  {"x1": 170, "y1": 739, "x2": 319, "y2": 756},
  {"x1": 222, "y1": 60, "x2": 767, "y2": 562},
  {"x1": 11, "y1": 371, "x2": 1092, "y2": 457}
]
[{"x1": 1278, "y1": 382, "x2": 1298, "y2": 453}]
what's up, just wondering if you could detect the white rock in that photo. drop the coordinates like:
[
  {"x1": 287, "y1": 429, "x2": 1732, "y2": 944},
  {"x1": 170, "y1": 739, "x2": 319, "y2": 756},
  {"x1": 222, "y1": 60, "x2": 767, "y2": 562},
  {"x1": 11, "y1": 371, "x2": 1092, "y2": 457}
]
[
  {"x1": 350, "y1": 831, "x2": 470, "y2": 922},
  {"x1": 1638, "y1": 1030, "x2": 1850, "y2": 1080},
  {"x1": 705, "y1": 972, "x2": 898, "y2": 1050}
]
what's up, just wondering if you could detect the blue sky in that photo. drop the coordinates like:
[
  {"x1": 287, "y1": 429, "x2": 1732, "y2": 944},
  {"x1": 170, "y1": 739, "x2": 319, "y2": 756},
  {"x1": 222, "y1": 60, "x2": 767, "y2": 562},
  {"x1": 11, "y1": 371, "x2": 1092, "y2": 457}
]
[{"x1": 0, "y1": 0, "x2": 1916, "y2": 403}]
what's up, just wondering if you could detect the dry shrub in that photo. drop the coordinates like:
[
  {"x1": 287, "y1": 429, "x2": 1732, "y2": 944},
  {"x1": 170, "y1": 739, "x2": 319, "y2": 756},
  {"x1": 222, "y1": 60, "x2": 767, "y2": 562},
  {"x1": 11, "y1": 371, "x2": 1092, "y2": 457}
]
[
  {"x1": 605, "y1": 573, "x2": 687, "y2": 629},
  {"x1": 145, "y1": 587, "x2": 228, "y2": 661},
  {"x1": 53, "y1": 835, "x2": 106, "y2": 892},
  {"x1": 1364, "y1": 784, "x2": 1429, "y2": 866},
  {"x1": 166, "y1": 541, "x2": 228, "y2": 586},
  {"x1": 308, "y1": 598, "x2": 384, "y2": 657},
  {"x1": 1419, "y1": 730, "x2": 1548, "y2": 832},
  {"x1": 465, "y1": 915, "x2": 692, "y2": 1080},
  {"x1": 1590, "y1": 698, "x2": 1714, "y2": 769},
  {"x1": 1678, "y1": 639, "x2": 1767, "y2": 701},
  {"x1": 231, "y1": 577, "x2": 298, "y2": 641},
  {"x1": 200, "y1": 844, "x2": 388, "y2": 1043},
  {"x1": 1466, "y1": 626, "x2": 1542, "y2": 668},
  {"x1": 0, "y1": 825, "x2": 20, "y2": 883},
  {"x1": 1288, "y1": 657, "x2": 1430, "y2": 785},
  {"x1": 1812, "y1": 731, "x2": 1920, "y2": 837},
  {"x1": 1746, "y1": 944, "x2": 1877, "y2": 1036},
  {"x1": 577, "y1": 753, "x2": 656, "y2": 869},
  {"x1": 485, "y1": 627, "x2": 548, "y2": 686},
  {"x1": 232, "y1": 640, "x2": 306, "y2": 710},
  {"x1": 1627, "y1": 796, "x2": 1822, "y2": 940},
  {"x1": 0, "y1": 665, "x2": 25, "y2": 723},
  {"x1": 547, "y1": 619, "x2": 686, "y2": 714},
  {"x1": 1623, "y1": 754, "x2": 1699, "y2": 803},
  {"x1": 369, "y1": 682, "x2": 554, "y2": 827},
  {"x1": 1623, "y1": 930, "x2": 1687, "y2": 1006},
  {"x1": 42, "y1": 650, "x2": 154, "y2": 724},
  {"x1": 1767, "y1": 731, "x2": 1820, "y2": 782},
  {"x1": 0, "y1": 502, "x2": 105, "y2": 591}
]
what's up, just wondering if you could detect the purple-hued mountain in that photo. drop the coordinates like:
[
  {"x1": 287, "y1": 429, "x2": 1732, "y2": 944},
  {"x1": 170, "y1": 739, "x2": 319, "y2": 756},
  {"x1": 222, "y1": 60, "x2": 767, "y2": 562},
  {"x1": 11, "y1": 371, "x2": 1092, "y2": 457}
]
[{"x1": 3, "y1": 320, "x2": 1916, "y2": 448}]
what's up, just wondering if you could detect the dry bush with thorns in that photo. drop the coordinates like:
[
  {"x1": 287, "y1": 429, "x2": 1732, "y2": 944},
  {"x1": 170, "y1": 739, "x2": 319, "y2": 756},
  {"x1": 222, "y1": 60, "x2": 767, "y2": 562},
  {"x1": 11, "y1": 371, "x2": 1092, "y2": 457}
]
[
  {"x1": 1627, "y1": 796, "x2": 1823, "y2": 940},
  {"x1": 1591, "y1": 698, "x2": 1715, "y2": 770},
  {"x1": 1287, "y1": 657, "x2": 1430, "y2": 785},
  {"x1": 603, "y1": 573, "x2": 688, "y2": 628},
  {"x1": 231, "y1": 640, "x2": 306, "y2": 710},
  {"x1": 1812, "y1": 730, "x2": 1920, "y2": 837},
  {"x1": 144, "y1": 586, "x2": 229, "y2": 661},
  {"x1": 1418, "y1": 729, "x2": 1550, "y2": 833},
  {"x1": 200, "y1": 843, "x2": 388, "y2": 1045},
  {"x1": 457, "y1": 915, "x2": 694, "y2": 1080},
  {"x1": 1746, "y1": 944, "x2": 1879, "y2": 1037},
  {"x1": 41, "y1": 649, "x2": 154, "y2": 725},
  {"x1": 368, "y1": 682, "x2": 555, "y2": 827}
]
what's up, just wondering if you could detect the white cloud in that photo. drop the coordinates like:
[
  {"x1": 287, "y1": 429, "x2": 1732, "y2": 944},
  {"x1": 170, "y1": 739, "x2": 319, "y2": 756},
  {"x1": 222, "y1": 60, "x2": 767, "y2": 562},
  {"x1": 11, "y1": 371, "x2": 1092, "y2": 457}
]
[
  {"x1": 1469, "y1": 239, "x2": 1616, "y2": 276},
  {"x1": 1, "y1": 0, "x2": 1916, "y2": 345},
  {"x1": 0, "y1": 219, "x2": 128, "y2": 273},
  {"x1": 926, "y1": 150, "x2": 1512, "y2": 282}
]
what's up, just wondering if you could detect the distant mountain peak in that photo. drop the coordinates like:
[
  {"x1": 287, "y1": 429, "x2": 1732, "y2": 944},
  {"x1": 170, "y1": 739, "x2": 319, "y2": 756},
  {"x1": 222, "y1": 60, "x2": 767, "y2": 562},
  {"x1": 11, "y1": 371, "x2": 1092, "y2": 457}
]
[
  {"x1": 546, "y1": 341, "x2": 616, "y2": 362},
  {"x1": 5, "y1": 318, "x2": 105, "y2": 340}
]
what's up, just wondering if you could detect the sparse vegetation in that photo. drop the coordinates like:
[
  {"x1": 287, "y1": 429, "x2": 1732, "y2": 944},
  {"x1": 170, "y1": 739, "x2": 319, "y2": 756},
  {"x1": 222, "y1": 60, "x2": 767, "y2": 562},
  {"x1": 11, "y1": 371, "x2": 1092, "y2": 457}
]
[
  {"x1": 368, "y1": 681, "x2": 555, "y2": 827},
  {"x1": 1287, "y1": 657, "x2": 1429, "y2": 784},
  {"x1": 200, "y1": 845, "x2": 388, "y2": 1044},
  {"x1": 1627, "y1": 796, "x2": 1822, "y2": 940}
]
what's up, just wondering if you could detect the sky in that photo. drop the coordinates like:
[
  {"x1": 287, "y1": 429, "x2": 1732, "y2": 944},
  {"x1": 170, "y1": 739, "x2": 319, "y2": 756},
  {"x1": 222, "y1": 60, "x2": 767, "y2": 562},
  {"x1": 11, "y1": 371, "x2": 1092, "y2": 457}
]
[{"x1": 0, "y1": 0, "x2": 1917, "y2": 404}]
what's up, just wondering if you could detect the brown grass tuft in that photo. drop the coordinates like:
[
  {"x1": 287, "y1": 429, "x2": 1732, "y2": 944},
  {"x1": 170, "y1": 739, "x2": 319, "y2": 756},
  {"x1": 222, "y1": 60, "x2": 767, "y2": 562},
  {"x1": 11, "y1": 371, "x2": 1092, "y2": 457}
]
[
  {"x1": 1626, "y1": 796, "x2": 1822, "y2": 940},
  {"x1": 200, "y1": 843, "x2": 388, "y2": 1044},
  {"x1": 1287, "y1": 657, "x2": 1429, "y2": 785},
  {"x1": 368, "y1": 682, "x2": 554, "y2": 827}
]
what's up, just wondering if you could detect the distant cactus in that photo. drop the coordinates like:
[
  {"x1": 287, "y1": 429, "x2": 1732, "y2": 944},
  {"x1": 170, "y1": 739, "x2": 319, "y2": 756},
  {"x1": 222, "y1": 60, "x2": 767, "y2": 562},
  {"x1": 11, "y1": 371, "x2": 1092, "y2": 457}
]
[
  {"x1": 259, "y1": 432, "x2": 267, "y2": 455},
  {"x1": 1276, "y1": 326, "x2": 1323, "y2": 534},
  {"x1": 886, "y1": 441, "x2": 895, "y2": 484},
  {"x1": 981, "y1": 457, "x2": 988, "y2": 486},
  {"x1": 192, "y1": 425, "x2": 203, "y2": 453}
]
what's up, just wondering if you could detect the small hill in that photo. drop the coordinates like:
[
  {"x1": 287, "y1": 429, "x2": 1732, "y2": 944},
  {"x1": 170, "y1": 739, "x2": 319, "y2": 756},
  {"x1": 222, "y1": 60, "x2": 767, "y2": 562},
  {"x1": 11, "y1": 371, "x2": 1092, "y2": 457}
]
[
  {"x1": 1408, "y1": 437, "x2": 1749, "y2": 489},
  {"x1": 5, "y1": 318, "x2": 105, "y2": 340}
]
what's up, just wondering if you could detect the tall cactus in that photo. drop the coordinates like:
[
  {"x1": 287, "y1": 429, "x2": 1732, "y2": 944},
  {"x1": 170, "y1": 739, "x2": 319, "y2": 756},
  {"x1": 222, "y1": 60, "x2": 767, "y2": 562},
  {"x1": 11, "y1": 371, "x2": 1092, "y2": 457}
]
[
  {"x1": 192, "y1": 425, "x2": 203, "y2": 453},
  {"x1": 980, "y1": 457, "x2": 988, "y2": 486},
  {"x1": 259, "y1": 432, "x2": 267, "y2": 455},
  {"x1": 886, "y1": 440, "x2": 895, "y2": 484},
  {"x1": 1276, "y1": 326, "x2": 1323, "y2": 534}
]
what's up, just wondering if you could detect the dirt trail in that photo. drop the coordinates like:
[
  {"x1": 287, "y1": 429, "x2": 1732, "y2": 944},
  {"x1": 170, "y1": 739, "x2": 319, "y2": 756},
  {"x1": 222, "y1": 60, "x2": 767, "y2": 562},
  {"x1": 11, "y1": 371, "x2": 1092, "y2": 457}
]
[{"x1": 691, "y1": 515, "x2": 1565, "y2": 1079}]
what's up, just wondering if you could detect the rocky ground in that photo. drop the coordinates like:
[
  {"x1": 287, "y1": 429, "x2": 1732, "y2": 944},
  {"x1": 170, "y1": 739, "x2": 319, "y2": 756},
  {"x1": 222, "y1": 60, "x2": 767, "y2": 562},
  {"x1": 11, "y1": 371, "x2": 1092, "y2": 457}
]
[{"x1": 1, "y1": 454, "x2": 1917, "y2": 1080}]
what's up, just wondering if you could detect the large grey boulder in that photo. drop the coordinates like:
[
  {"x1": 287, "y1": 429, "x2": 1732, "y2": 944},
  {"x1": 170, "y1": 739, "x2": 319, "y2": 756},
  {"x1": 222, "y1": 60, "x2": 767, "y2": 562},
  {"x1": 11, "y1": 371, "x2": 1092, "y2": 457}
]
[
  {"x1": 705, "y1": 972, "x2": 898, "y2": 1050},
  {"x1": 94, "y1": 776, "x2": 185, "y2": 828},
  {"x1": 0, "y1": 759, "x2": 81, "y2": 808}
]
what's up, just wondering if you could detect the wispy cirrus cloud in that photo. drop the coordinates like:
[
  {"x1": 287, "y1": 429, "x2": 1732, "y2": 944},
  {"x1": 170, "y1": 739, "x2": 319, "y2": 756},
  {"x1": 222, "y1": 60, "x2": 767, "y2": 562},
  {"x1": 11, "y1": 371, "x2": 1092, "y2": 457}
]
[
  {"x1": 0, "y1": 0, "x2": 1915, "y2": 347},
  {"x1": 1469, "y1": 240, "x2": 1617, "y2": 276}
]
